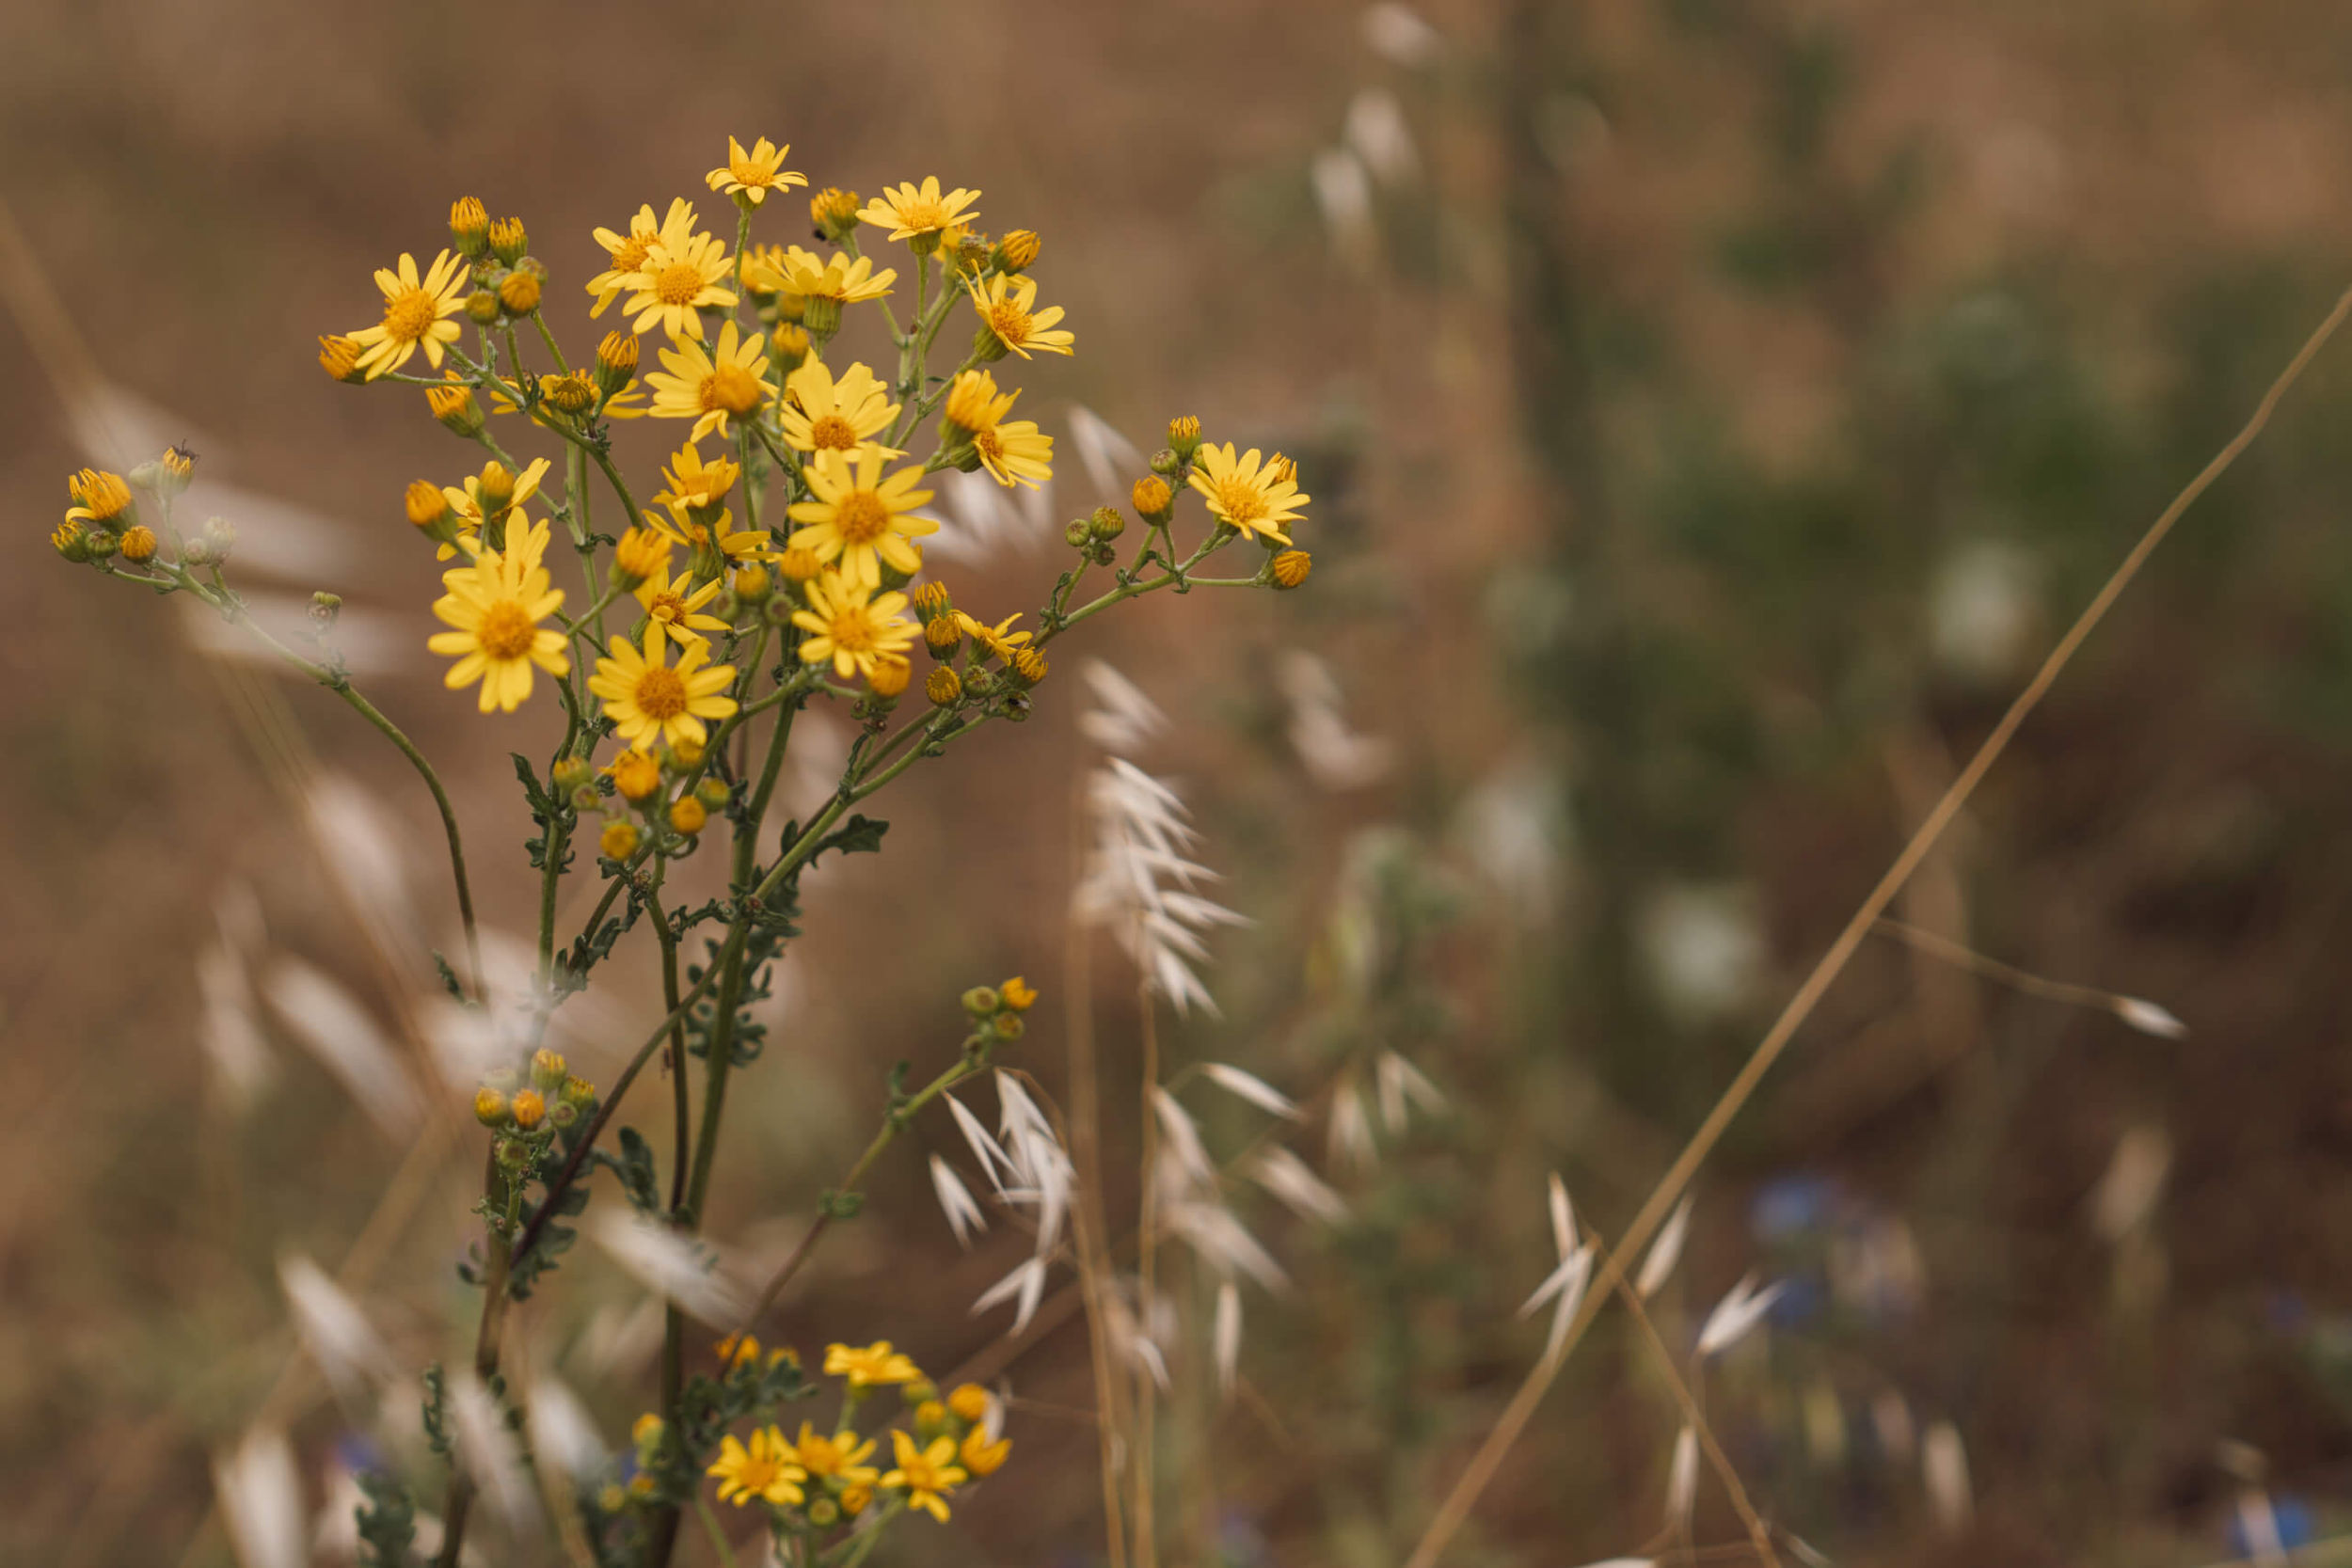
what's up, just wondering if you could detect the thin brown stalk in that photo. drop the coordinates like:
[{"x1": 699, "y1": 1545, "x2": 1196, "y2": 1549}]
[
  {"x1": 1872, "y1": 917, "x2": 2170, "y2": 1028},
  {"x1": 1132, "y1": 982, "x2": 1164, "y2": 1568},
  {"x1": 1066, "y1": 855, "x2": 1133, "y2": 1568},
  {"x1": 1401, "y1": 282, "x2": 2352, "y2": 1568}
]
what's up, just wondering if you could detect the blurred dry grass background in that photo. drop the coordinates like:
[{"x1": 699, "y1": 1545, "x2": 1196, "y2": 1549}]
[{"x1": 11, "y1": 1, "x2": 2352, "y2": 1565}]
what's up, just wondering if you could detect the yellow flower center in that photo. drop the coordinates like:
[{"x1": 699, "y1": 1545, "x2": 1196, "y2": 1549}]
[
  {"x1": 732, "y1": 159, "x2": 771, "y2": 185},
  {"x1": 476, "y1": 600, "x2": 539, "y2": 660},
  {"x1": 647, "y1": 590, "x2": 685, "y2": 622},
  {"x1": 632, "y1": 664, "x2": 689, "y2": 721},
  {"x1": 983, "y1": 302, "x2": 1031, "y2": 346},
  {"x1": 898, "y1": 198, "x2": 951, "y2": 231},
  {"x1": 834, "y1": 492, "x2": 891, "y2": 545},
  {"x1": 655, "y1": 260, "x2": 707, "y2": 307},
  {"x1": 828, "y1": 607, "x2": 882, "y2": 652},
  {"x1": 383, "y1": 286, "x2": 438, "y2": 344},
  {"x1": 610, "y1": 234, "x2": 654, "y2": 272},
  {"x1": 808, "y1": 414, "x2": 859, "y2": 451},
  {"x1": 704, "y1": 364, "x2": 768, "y2": 416},
  {"x1": 973, "y1": 428, "x2": 1005, "y2": 462},
  {"x1": 1214, "y1": 478, "x2": 1270, "y2": 528},
  {"x1": 735, "y1": 1452, "x2": 791, "y2": 1493}
]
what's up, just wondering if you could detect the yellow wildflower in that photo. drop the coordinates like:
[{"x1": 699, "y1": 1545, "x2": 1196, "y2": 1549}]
[
  {"x1": 959, "y1": 1425, "x2": 1011, "y2": 1478},
  {"x1": 612, "y1": 526, "x2": 673, "y2": 589},
  {"x1": 652, "y1": 444, "x2": 741, "y2": 515},
  {"x1": 646, "y1": 322, "x2": 775, "y2": 442},
  {"x1": 586, "y1": 200, "x2": 689, "y2": 317},
  {"x1": 941, "y1": 370, "x2": 1053, "y2": 489},
  {"x1": 822, "y1": 1340, "x2": 923, "y2": 1389},
  {"x1": 793, "y1": 1423, "x2": 881, "y2": 1486},
  {"x1": 793, "y1": 575, "x2": 917, "y2": 680},
  {"x1": 619, "y1": 210, "x2": 739, "y2": 340},
  {"x1": 635, "y1": 562, "x2": 731, "y2": 647},
  {"x1": 651, "y1": 502, "x2": 772, "y2": 571},
  {"x1": 953, "y1": 610, "x2": 1031, "y2": 661},
  {"x1": 775, "y1": 359, "x2": 902, "y2": 459},
  {"x1": 439, "y1": 456, "x2": 552, "y2": 561},
  {"x1": 998, "y1": 978, "x2": 1037, "y2": 1013},
  {"x1": 742, "y1": 245, "x2": 898, "y2": 306},
  {"x1": 786, "y1": 449, "x2": 935, "y2": 589},
  {"x1": 881, "y1": 1430, "x2": 966, "y2": 1522},
  {"x1": 706, "y1": 135, "x2": 806, "y2": 207},
  {"x1": 859, "y1": 178, "x2": 980, "y2": 244},
  {"x1": 344, "y1": 250, "x2": 469, "y2": 379},
  {"x1": 65, "y1": 468, "x2": 134, "y2": 525},
  {"x1": 607, "y1": 748, "x2": 662, "y2": 802},
  {"x1": 965, "y1": 273, "x2": 1074, "y2": 359},
  {"x1": 707, "y1": 1426, "x2": 806, "y2": 1508},
  {"x1": 426, "y1": 517, "x2": 569, "y2": 713},
  {"x1": 592, "y1": 625, "x2": 739, "y2": 751},
  {"x1": 599, "y1": 819, "x2": 641, "y2": 861},
  {"x1": 1185, "y1": 442, "x2": 1310, "y2": 546}
]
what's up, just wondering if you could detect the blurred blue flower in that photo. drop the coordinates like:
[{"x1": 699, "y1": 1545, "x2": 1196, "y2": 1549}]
[
  {"x1": 2227, "y1": 1496, "x2": 2314, "y2": 1555},
  {"x1": 1752, "y1": 1174, "x2": 1839, "y2": 1242},
  {"x1": 334, "y1": 1429, "x2": 385, "y2": 1476}
]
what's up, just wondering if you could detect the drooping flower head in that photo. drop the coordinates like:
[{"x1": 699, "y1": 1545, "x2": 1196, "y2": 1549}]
[
  {"x1": 776, "y1": 359, "x2": 902, "y2": 459},
  {"x1": 590, "y1": 624, "x2": 739, "y2": 750},
  {"x1": 65, "y1": 467, "x2": 135, "y2": 526},
  {"x1": 965, "y1": 274, "x2": 1074, "y2": 360},
  {"x1": 344, "y1": 250, "x2": 469, "y2": 378},
  {"x1": 786, "y1": 449, "x2": 935, "y2": 588},
  {"x1": 942, "y1": 370, "x2": 1054, "y2": 489},
  {"x1": 742, "y1": 245, "x2": 898, "y2": 307},
  {"x1": 426, "y1": 517, "x2": 569, "y2": 713},
  {"x1": 705, "y1": 135, "x2": 806, "y2": 208},
  {"x1": 646, "y1": 322, "x2": 775, "y2": 442},
  {"x1": 1185, "y1": 442, "x2": 1310, "y2": 546},
  {"x1": 859, "y1": 178, "x2": 980, "y2": 244},
  {"x1": 793, "y1": 575, "x2": 918, "y2": 680}
]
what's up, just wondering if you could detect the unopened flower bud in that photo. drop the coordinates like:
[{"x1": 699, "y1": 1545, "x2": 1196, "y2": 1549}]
[
  {"x1": 531, "y1": 1048, "x2": 567, "y2": 1091},
  {"x1": 612, "y1": 528, "x2": 669, "y2": 591},
  {"x1": 200, "y1": 516, "x2": 235, "y2": 564},
  {"x1": 1130, "y1": 476, "x2": 1171, "y2": 518},
  {"x1": 50, "y1": 520, "x2": 90, "y2": 562},
  {"x1": 1000, "y1": 976, "x2": 1038, "y2": 1012},
  {"x1": 926, "y1": 666, "x2": 962, "y2": 706},
  {"x1": 552, "y1": 755, "x2": 595, "y2": 793},
  {"x1": 811, "y1": 186, "x2": 861, "y2": 240},
  {"x1": 993, "y1": 1012, "x2": 1025, "y2": 1041},
  {"x1": 694, "y1": 778, "x2": 731, "y2": 812},
  {"x1": 119, "y1": 525, "x2": 158, "y2": 563},
  {"x1": 910, "y1": 580, "x2": 951, "y2": 619},
  {"x1": 405, "y1": 480, "x2": 462, "y2": 546},
  {"x1": 473, "y1": 1085, "x2": 509, "y2": 1126},
  {"x1": 1011, "y1": 647, "x2": 1047, "y2": 686},
  {"x1": 543, "y1": 370, "x2": 594, "y2": 413},
  {"x1": 510, "y1": 1088, "x2": 547, "y2": 1131},
  {"x1": 770, "y1": 324, "x2": 811, "y2": 372},
  {"x1": 1167, "y1": 414, "x2": 1201, "y2": 458},
  {"x1": 948, "y1": 1383, "x2": 992, "y2": 1422},
  {"x1": 669, "y1": 796, "x2": 707, "y2": 836},
  {"x1": 450, "y1": 197, "x2": 491, "y2": 259},
  {"x1": 318, "y1": 334, "x2": 364, "y2": 383},
  {"x1": 466, "y1": 288, "x2": 501, "y2": 325},
  {"x1": 487, "y1": 216, "x2": 529, "y2": 265},
  {"x1": 427, "y1": 379, "x2": 485, "y2": 436},
  {"x1": 609, "y1": 749, "x2": 661, "y2": 802},
  {"x1": 867, "y1": 657, "x2": 911, "y2": 699},
  {"x1": 549, "y1": 1100, "x2": 579, "y2": 1129},
  {"x1": 1063, "y1": 518, "x2": 1091, "y2": 548},
  {"x1": 1149, "y1": 447, "x2": 1180, "y2": 476},
  {"x1": 924, "y1": 615, "x2": 961, "y2": 658},
  {"x1": 807, "y1": 1497, "x2": 840, "y2": 1528},
  {"x1": 570, "y1": 784, "x2": 600, "y2": 813},
  {"x1": 476, "y1": 462, "x2": 516, "y2": 515},
  {"x1": 495, "y1": 266, "x2": 539, "y2": 317},
  {"x1": 914, "y1": 1400, "x2": 948, "y2": 1438},
  {"x1": 669, "y1": 737, "x2": 706, "y2": 772},
  {"x1": 1089, "y1": 505, "x2": 1125, "y2": 541},
  {"x1": 962, "y1": 985, "x2": 1001, "y2": 1017},
  {"x1": 595, "y1": 330, "x2": 640, "y2": 397},
  {"x1": 309, "y1": 590, "x2": 342, "y2": 628},
  {"x1": 775, "y1": 546, "x2": 822, "y2": 583},
  {"x1": 497, "y1": 1135, "x2": 532, "y2": 1169},
  {"x1": 1271, "y1": 548, "x2": 1311, "y2": 589},
  {"x1": 994, "y1": 230, "x2": 1041, "y2": 273},
  {"x1": 561, "y1": 1074, "x2": 596, "y2": 1107},
  {"x1": 732, "y1": 563, "x2": 772, "y2": 604},
  {"x1": 599, "y1": 818, "x2": 641, "y2": 860}
]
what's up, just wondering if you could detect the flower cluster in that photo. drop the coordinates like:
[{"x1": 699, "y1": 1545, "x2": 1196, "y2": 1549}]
[{"x1": 47, "y1": 133, "x2": 1307, "y2": 1568}]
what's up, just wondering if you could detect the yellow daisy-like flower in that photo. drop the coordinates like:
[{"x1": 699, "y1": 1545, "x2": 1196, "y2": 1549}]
[
  {"x1": 881, "y1": 1430, "x2": 966, "y2": 1523},
  {"x1": 858, "y1": 178, "x2": 980, "y2": 243},
  {"x1": 964, "y1": 273, "x2": 1074, "y2": 360},
  {"x1": 586, "y1": 200, "x2": 686, "y2": 317},
  {"x1": 426, "y1": 518, "x2": 569, "y2": 713},
  {"x1": 345, "y1": 250, "x2": 469, "y2": 379},
  {"x1": 741, "y1": 245, "x2": 898, "y2": 306},
  {"x1": 776, "y1": 359, "x2": 902, "y2": 459},
  {"x1": 651, "y1": 444, "x2": 741, "y2": 515},
  {"x1": 590, "y1": 625, "x2": 739, "y2": 750},
  {"x1": 953, "y1": 610, "x2": 1032, "y2": 662},
  {"x1": 707, "y1": 1426, "x2": 806, "y2": 1508},
  {"x1": 1185, "y1": 442, "x2": 1311, "y2": 546},
  {"x1": 635, "y1": 562, "x2": 731, "y2": 647},
  {"x1": 65, "y1": 467, "x2": 135, "y2": 525},
  {"x1": 706, "y1": 135, "x2": 806, "y2": 207},
  {"x1": 794, "y1": 576, "x2": 918, "y2": 680},
  {"x1": 646, "y1": 322, "x2": 776, "y2": 443},
  {"x1": 823, "y1": 1340, "x2": 922, "y2": 1388},
  {"x1": 792, "y1": 1423, "x2": 881, "y2": 1486},
  {"x1": 942, "y1": 370, "x2": 1054, "y2": 489},
  {"x1": 621, "y1": 219, "x2": 739, "y2": 341},
  {"x1": 786, "y1": 449, "x2": 936, "y2": 589}
]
